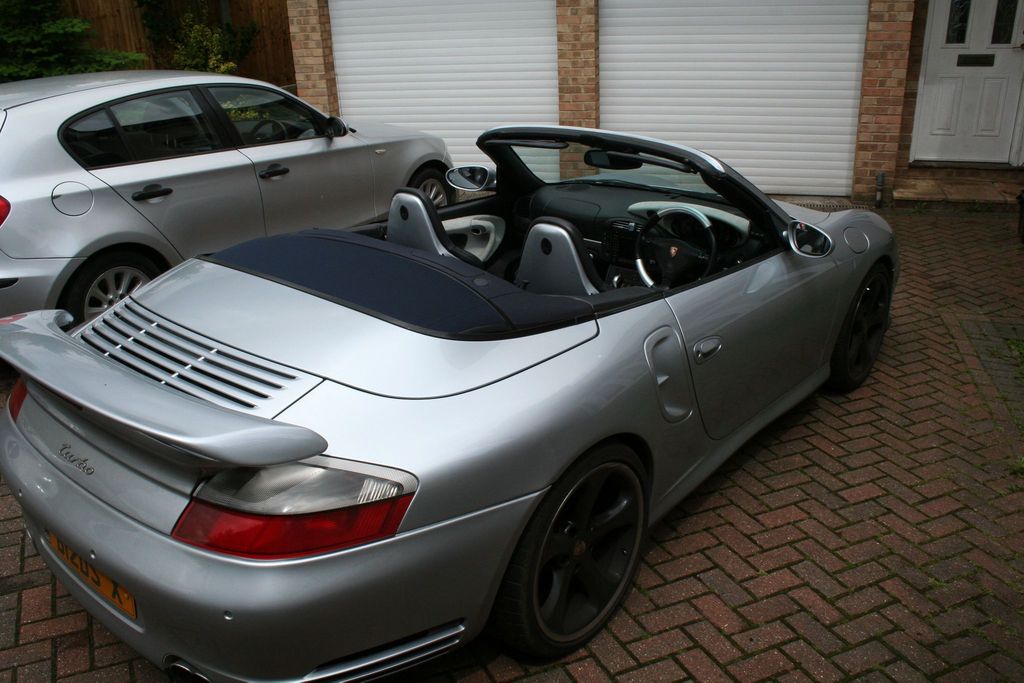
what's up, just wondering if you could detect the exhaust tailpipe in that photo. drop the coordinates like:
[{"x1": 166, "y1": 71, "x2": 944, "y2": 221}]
[{"x1": 166, "y1": 661, "x2": 211, "y2": 683}]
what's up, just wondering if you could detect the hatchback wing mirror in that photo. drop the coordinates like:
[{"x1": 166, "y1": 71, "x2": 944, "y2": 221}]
[{"x1": 325, "y1": 116, "x2": 348, "y2": 139}]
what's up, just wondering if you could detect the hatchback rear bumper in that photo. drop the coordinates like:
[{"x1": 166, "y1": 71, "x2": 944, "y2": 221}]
[{"x1": 0, "y1": 251, "x2": 80, "y2": 317}]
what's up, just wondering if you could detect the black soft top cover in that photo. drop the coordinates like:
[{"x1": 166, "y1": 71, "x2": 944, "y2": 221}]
[{"x1": 207, "y1": 230, "x2": 599, "y2": 340}]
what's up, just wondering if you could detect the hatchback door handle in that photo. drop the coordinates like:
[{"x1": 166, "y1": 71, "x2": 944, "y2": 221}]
[
  {"x1": 258, "y1": 163, "x2": 290, "y2": 179},
  {"x1": 131, "y1": 184, "x2": 173, "y2": 201},
  {"x1": 694, "y1": 337, "x2": 722, "y2": 364}
]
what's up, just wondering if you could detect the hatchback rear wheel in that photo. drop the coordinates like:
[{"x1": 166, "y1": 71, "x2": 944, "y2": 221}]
[
  {"x1": 410, "y1": 167, "x2": 454, "y2": 208},
  {"x1": 62, "y1": 251, "x2": 161, "y2": 323}
]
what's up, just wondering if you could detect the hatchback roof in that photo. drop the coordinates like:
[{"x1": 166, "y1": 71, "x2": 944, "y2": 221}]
[{"x1": 0, "y1": 71, "x2": 245, "y2": 110}]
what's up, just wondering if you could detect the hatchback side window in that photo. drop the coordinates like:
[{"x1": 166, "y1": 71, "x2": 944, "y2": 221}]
[
  {"x1": 208, "y1": 87, "x2": 321, "y2": 146},
  {"x1": 109, "y1": 90, "x2": 222, "y2": 162},
  {"x1": 63, "y1": 110, "x2": 132, "y2": 168}
]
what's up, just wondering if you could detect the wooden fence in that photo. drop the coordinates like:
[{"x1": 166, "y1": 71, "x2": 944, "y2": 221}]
[{"x1": 63, "y1": 0, "x2": 296, "y2": 87}]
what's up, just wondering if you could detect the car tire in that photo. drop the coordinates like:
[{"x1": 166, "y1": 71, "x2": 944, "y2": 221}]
[
  {"x1": 410, "y1": 167, "x2": 454, "y2": 208},
  {"x1": 489, "y1": 443, "x2": 647, "y2": 659},
  {"x1": 62, "y1": 251, "x2": 161, "y2": 324},
  {"x1": 826, "y1": 262, "x2": 893, "y2": 392}
]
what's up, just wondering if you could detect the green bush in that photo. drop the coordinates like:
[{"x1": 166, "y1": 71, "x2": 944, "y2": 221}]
[
  {"x1": 172, "y1": 13, "x2": 237, "y2": 74},
  {"x1": 0, "y1": 0, "x2": 144, "y2": 82},
  {"x1": 137, "y1": 1, "x2": 258, "y2": 75}
]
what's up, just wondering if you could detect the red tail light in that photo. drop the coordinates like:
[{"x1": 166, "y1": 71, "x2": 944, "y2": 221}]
[
  {"x1": 0, "y1": 196, "x2": 9, "y2": 226},
  {"x1": 172, "y1": 494, "x2": 413, "y2": 559},
  {"x1": 7, "y1": 379, "x2": 27, "y2": 421}
]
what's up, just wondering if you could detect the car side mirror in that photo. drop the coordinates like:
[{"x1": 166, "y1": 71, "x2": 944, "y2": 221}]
[
  {"x1": 786, "y1": 220, "x2": 833, "y2": 258},
  {"x1": 325, "y1": 116, "x2": 348, "y2": 139},
  {"x1": 446, "y1": 165, "x2": 496, "y2": 192}
]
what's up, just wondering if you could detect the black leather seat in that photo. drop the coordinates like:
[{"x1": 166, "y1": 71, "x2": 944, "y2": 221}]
[
  {"x1": 515, "y1": 216, "x2": 606, "y2": 296},
  {"x1": 386, "y1": 188, "x2": 483, "y2": 268}
]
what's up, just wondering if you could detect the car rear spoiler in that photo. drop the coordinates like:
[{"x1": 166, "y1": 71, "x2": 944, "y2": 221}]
[{"x1": 0, "y1": 310, "x2": 327, "y2": 467}]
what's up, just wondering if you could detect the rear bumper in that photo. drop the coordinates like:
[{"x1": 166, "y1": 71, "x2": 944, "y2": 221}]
[
  {"x1": 0, "y1": 251, "x2": 80, "y2": 317},
  {"x1": 0, "y1": 409, "x2": 538, "y2": 682}
]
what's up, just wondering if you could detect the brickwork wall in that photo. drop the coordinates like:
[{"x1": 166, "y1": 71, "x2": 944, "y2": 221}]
[
  {"x1": 556, "y1": 0, "x2": 599, "y2": 129},
  {"x1": 286, "y1": 0, "x2": 339, "y2": 115},
  {"x1": 851, "y1": 0, "x2": 915, "y2": 202}
]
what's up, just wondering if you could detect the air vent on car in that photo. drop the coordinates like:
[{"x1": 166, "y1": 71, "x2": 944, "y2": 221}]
[{"x1": 78, "y1": 299, "x2": 320, "y2": 417}]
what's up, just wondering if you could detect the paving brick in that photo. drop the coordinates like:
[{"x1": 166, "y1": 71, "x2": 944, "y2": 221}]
[
  {"x1": 625, "y1": 630, "x2": 690, "y2": 663},
  {"x1": 677, "y1": 648, "x2": 730, "y2": 683},
  {"x1": 683, "y1": 622, "x2": 742, "y2": 665},
  {"x1": 727, "y1": 649, "x2": 795, "y2": 683}
]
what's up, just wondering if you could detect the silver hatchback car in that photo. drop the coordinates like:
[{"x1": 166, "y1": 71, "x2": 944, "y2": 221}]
[{"x1": 0, "y1": 71, "x2": 452, "y2": 321}]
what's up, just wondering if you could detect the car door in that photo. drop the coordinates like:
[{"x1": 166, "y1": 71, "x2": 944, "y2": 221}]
[
  {"x1": 85, "y1": 88, "x2": 265, "y2": 257},
  {"x1": 205, "y1": 85, "x2": 375, "y2": 234},
  {"x1": 664, "y1": 247, "x2": 842, "y2": 440}
]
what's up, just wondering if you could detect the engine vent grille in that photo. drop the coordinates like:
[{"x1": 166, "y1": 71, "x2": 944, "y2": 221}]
[{"x1": 78, "y1": 299, "x2": 320, "y2": 417}]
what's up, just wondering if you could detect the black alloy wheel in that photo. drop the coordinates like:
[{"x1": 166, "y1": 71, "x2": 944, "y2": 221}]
[
  {"x1": 828, "y1": 263, "x2": 893, "y2": 391},
  {"x1": 490, "y1": 444, "x2": 647, "y2": 658}
]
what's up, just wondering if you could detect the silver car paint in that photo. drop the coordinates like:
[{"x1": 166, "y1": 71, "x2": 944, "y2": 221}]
[
  {"x1": 0, "y1": 71, "x2": 450, "y2": 316},
  {"x1": 0, "y1": 126, "x2": 899, "y2": 681},
  {"x1": 134, "y1": 260, "x2": 599, "y2": 399},
  {"x1": 2, "y1": 311, "x2": 327, "y2": 470},
  {"x1": 1, "y1": 412, "x2": 539, "y2": 681}
]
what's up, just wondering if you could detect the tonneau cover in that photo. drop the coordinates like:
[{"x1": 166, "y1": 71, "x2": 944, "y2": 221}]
[{"x1": 207, "y1": 230, "x2": 596, "y2": 340}]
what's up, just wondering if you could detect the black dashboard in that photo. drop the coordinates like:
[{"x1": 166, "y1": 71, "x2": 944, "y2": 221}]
[{"x1": 512, "y1": 183, "x2": 773, "y2": 279}]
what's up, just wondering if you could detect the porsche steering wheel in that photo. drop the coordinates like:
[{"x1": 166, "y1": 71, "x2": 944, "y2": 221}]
[{"x1": 634, "y1": 206, "x2": 717, "y2": 288}]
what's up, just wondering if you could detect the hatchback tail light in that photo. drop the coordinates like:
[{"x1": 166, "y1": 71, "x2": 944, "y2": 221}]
[
  {"x1": 7, "y1": 379, "x2": 27, "y2": 421},
  {"x1": 0, "y1": 196, "x2": 9, "y2": 227},
  {"x1": 172, "y1": 458, "x2": 416, "y2": 559}
]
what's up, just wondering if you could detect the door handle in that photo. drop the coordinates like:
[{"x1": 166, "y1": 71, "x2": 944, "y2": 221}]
[
  {"x1": 258, "y1": 163, "x2": 290, "y2": 179},
  {"x1": 131, "y1": 184, "x2": 173, "y2": 201},
  {"x1": 694, "y1": 337, "x2": 722, "y2": 364}
]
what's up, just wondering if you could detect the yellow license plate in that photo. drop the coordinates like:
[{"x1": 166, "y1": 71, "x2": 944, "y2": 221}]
[{"x1": 48, "y1": 532, "x2": 137, "y2": 619}]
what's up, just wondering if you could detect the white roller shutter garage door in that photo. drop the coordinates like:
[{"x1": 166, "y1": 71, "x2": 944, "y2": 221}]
[
  {"x1": 329, "y1": 0, "x2": 559, "y2": 165},
  {"x1": 600, "y1": 0, "x2": 868, "y2": 195}
]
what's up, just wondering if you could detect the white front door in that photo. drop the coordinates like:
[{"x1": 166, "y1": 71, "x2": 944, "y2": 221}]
[{"x1": 912, "y1": 0, "x2": 1024, "y2": 163}]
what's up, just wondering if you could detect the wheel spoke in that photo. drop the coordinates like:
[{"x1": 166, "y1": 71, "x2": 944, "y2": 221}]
[
  {"x1": 587, "y1": 494, "x2": 637, "y2": 544},
  {"x1": 568, "y1": 469, "x2": 612, "y2": 529},
  {"x1": 576, "y1": 555, "x2": 619, "y2": 606},
  {"x1": 540, "y1": 531, "x2": 575, "y2": 566},
  {"x1": 539, "y1": 565, "x2": 574, "y2": 628}
]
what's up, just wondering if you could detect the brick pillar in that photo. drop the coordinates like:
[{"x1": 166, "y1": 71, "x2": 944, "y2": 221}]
[
  {"x1": 286, "y1": 0, "x2": 340, "y2": 116},
  {"x1": 556, "y1": 0, "x2": 599, "y2": 129},
  {"x1": 850, "y1": 1, "x2": 915, "y2": 202}
]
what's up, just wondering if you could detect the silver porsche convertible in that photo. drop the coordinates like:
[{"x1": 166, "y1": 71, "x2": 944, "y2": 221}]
[{"x1": 0, "y1": 126, "x2": 897, "y2": 682}]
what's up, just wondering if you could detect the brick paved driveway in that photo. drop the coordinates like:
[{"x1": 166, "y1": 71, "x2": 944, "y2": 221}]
[{"x1": 0, "y1": 208, "x2": 1021, "y2": 682}]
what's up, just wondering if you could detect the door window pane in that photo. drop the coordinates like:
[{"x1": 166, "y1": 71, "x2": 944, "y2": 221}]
[
  {"x1": 63, "y1": 110, "x2": 131, "y2": 168},
  {"x1": 945, "y1": 0, "x2": 972, "y2": 43},
  {"x1": 208, "y1": 87, "x2": 321, "y2": 145},
  {"x1": 110, "y1": 91, "x2": 221, "y2": 162},
  {"x1": 991, "y1": 0, "x2": 1018, "y2": 43}
]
